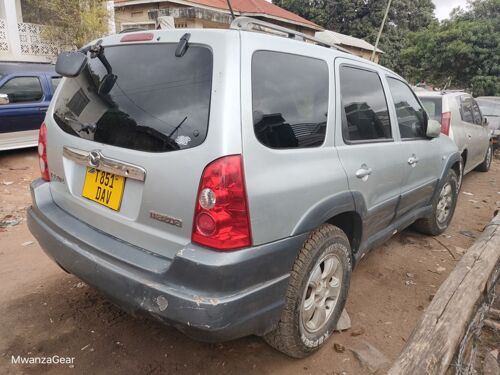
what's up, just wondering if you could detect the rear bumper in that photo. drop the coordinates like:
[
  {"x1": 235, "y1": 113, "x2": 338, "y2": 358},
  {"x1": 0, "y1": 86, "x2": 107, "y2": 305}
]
[{"x1": 27, "y1": 180, "x2": 307, "y2": 341}]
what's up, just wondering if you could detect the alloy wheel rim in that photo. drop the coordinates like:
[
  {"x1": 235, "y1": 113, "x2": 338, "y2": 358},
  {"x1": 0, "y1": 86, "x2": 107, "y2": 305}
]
[
  {"x1": 300, "y1": 250, "x2": 343, "y2": 334},
  {"x1": 436, "y1": 182, "x2": 453, "y2": 224}
]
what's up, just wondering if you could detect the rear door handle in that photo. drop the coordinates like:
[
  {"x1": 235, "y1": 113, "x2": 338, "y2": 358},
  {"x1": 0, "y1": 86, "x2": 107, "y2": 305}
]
[
  {"x1": 355, "y1": 165, "x2": 372, "y2": 180},
  {"x1": 408, "y1": 156, "x2": 419, "y2": 166},
  {"x1": 39, "y1": 107, "x2": 48, "y2": 112}
]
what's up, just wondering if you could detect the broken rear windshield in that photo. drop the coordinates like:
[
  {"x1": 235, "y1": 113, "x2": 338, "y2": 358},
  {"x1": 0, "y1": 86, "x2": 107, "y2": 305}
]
[{"x1": 53, "y1": 43, "x2": 213, "y2": 152}]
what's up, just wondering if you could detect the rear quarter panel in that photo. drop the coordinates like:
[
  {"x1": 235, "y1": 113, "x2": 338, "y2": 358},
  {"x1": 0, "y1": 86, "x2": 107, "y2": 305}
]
[{"x1": 239, "y1": 33, "x2": 351, "y2": 246}]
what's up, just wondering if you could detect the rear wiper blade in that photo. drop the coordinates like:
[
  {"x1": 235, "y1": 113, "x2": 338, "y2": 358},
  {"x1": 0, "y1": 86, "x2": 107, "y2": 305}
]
[{"x1": 168, "y1": 116, "x2": 188, "y2": 138}]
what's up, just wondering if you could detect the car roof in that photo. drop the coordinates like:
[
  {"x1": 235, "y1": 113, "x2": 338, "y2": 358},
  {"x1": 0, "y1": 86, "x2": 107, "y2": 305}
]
[
  {"x1": 96, "y1": 28, "x2": 406, "y2": 82},
  {"x1": 0, "y1": 62, "x2": 56, "y2": 76},
  {"x1": 417, "y1": 90, "x2": 466, "y2": 98}
]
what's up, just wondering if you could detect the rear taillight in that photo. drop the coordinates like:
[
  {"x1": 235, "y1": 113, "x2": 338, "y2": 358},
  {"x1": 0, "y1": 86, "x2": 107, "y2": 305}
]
[
  {"x1": 192, "y1": 155, "x2": 252, "y2": 251},
  {"x1": 441, "y1": 112, "x2": 451, "y2": 136},
  {"x1": 38, "y1": 122, "x2": 50, "y2": 181}
]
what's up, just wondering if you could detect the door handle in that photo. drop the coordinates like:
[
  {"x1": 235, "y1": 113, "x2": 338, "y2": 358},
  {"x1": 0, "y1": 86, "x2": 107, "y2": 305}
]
[
  {"x1": 467, "y1": 134, "x2": 472, "y2": 138},
  {"x1": 355, "y1": 165, "x2": 372, "y2": 180},
  {"x1": 408, "y1": 155, "x2": 419, "y2": 166},
  {"x1": 39, "y1": 107, "x2": 48, "y2": 112}
]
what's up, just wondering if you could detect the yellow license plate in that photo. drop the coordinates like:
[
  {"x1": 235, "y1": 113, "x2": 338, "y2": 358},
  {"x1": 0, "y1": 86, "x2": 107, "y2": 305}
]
[{"x1": 82, "y1": 168, "x2": 125, "y2": 211}]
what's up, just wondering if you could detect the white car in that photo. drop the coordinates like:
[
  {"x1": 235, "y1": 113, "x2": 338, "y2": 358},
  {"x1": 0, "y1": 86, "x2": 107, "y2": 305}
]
[{"x1": 418, "y1": 91, "x2": 492, "y2": 185}]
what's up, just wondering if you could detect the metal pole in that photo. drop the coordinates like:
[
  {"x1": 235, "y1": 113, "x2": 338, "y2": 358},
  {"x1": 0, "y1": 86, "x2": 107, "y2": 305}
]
[
  {"x1": 371, "y1": 0, "x2": 392, "y2": 62},
  {"x1": 227, "y1": 0, "x2": 236, "y2": 20}
]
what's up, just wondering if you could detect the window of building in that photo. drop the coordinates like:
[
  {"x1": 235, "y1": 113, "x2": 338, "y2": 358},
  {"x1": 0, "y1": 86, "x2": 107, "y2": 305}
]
[
  {"x1": 0, "y1": 76, "x2": 43, "y2": 103},
  {"x1": 252, "y1": 51, "x2": 329, "y2": 149},
  {"x1": 387, "y1": 78, "x2": 427, "y2": 139},
  {"x1": 339, "y1": 66, "x2": 392, "y2": 142}
]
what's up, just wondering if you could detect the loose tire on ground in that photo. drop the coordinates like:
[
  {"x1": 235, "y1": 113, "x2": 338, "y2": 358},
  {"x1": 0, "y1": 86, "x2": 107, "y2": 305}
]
[
  {"x1": 413, "y1": 169, "x2": 458, "y2": 236},
  {"x1": 264, "y1": 224, "x2": 352, "y2": 358}
]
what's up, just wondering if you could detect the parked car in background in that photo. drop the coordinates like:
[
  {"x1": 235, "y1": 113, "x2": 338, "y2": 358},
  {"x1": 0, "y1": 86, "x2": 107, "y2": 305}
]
[
  {"x1": 27, "y1": 20, "x2": 461, "y2": 358},
  {"x1": 0, "y1": 62, "x2": 61, "y2": 151},
  {"x1": 476, "y1": 96, "x2": 500, "y2": 150},
  {"x1": 418, "y1": 91, "x2": 492, "y2": 186}
]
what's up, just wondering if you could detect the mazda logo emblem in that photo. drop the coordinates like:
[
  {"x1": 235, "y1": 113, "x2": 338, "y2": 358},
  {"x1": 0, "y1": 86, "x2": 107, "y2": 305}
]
[{"x1": 88, "y1": 150, "x2": 101, "y2": 168}]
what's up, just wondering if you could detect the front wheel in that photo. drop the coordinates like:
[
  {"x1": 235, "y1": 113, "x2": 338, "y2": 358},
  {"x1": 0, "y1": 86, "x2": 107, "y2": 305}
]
[
  {"x1": 413, "y1": 169, "x2": 458, "y2": 236},
  {"x1": 476, "y1": 144, "x2": 493, "y2": 172},
  {"x1": 264, "y1": 224, "x2": 352, "y2": 358}
]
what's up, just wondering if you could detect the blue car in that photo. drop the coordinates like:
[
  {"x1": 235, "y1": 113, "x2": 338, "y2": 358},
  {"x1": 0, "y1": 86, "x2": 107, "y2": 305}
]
[{"x1": 0, "y1": 62, "x2": 61, "y2": 151}]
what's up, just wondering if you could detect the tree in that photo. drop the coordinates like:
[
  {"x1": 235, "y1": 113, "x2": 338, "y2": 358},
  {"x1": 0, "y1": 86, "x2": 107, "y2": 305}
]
[
  {"x1": 273, "y1": 0, "x2": 435, "y2": 71},
  {"x1": 21, "y1": 0, "x2": 109, "y2": 48},
  {"x1": 401, "y1": 0, "x2": 500, "y2": 96}
]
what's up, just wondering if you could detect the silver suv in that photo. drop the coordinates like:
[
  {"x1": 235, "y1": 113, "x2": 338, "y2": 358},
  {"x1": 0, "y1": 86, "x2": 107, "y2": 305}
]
[
  {"x1": 28, "y1": 19, "x2": 461, "y2": 358},
  {"x1": 417, "y1": 91, "x2": 493, "y2": 185}
]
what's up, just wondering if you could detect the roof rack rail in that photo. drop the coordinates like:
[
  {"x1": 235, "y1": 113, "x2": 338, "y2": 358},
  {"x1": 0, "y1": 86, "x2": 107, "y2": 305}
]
[{"x1": 230, "y1": 16, "x2": 352, "y2": 54}]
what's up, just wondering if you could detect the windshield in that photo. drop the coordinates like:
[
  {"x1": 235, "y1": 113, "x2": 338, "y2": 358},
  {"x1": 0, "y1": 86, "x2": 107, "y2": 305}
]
[
  {"x1": 476, "y1": 99, "x2": 500, "y2": 117},
  {"x1": 53, "y1": 43, "x2": 213, "y2": 152},
  {"x1": 419, "y1": 97, "x2": 442, "y2": 122}
]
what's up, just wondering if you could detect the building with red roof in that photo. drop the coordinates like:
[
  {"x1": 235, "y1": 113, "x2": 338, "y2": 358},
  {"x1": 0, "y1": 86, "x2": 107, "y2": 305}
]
[{"x1": 113, "y1": 0, "x2": 322, "y2": 35}]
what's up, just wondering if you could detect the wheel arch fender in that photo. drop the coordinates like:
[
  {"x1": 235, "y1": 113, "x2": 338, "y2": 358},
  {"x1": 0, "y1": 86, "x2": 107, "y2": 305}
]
[{"x1": 291, "y1": 192, "x2": 365, "y2": 254}]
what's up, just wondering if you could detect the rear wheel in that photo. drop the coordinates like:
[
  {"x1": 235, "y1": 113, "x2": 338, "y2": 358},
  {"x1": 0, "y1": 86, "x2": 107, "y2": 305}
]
[
  {"x1": 264, "y1": 224, "x2": 352, "y2": 358},
  {"x1": 476, "y1": 144, "x2": 493, "y2": 172},
  {"x1": 413, "y1": 169, "x2": 458, "y2": 236}
]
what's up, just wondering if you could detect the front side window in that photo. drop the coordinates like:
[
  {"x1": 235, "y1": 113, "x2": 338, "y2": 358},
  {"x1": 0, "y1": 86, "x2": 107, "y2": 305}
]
[
  {"x1": 252, "y1": 51, "x2": 329, "y2": 149},
  {"x1": 0, "y1": 76, "x2": 43, "y2": 103},
  {"x1": 387, "y1": 78, "x2": 427, "y2": 139},
  {"x1": 53, "y1": 44, "x2": 213, "y2": 153},
  {"x1": 477, "y1": 99, "x2": 500, "y2": 117},
  {"x1": 460, "y1": 96, "x2": 474, "y2": 123},
  {"x1": 339, "y1": 65, "x2": 392, "y2": 142}
]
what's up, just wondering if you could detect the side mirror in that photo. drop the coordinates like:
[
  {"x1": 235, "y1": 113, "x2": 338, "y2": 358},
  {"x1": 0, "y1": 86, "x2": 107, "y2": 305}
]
[
  {"x1": 56, "y1": 51, "x2": 88, "y2": 77},
  {"x1": 0, "y1": 93, "x2": 9, "y2": 105},
  {"x1": 483, "y1": 117, "x2": 488, "y2": 126},
  {"x1": 427, "y1": 119, "x2": 441, "y2": 138}
]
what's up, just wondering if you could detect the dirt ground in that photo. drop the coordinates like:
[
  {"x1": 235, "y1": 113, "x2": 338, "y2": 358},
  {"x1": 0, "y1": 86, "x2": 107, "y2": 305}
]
[{"x1": 0, "y1": 148, "x2": 499, "y2": 375}]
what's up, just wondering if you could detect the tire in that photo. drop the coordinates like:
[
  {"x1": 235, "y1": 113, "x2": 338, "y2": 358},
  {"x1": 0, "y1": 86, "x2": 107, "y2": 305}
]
[
  {"x1": 264, "y1": 224, "x2": 352, "y2": 358},
  {"x1": 475, "y1": 144, "x2": 493, "y2": 172},
  {"x1": 456, "y1": 157, "x2": 464, "y2": 191},
  {"x1": 413, "y1": 169, "x2": 458, "y2": 236}
]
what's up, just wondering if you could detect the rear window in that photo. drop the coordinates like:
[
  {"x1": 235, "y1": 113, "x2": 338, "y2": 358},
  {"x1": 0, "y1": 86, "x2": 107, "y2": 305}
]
[
  {"x1": 53, "y1": 44, "x2": 213, "y2": 152},
  {"x1": 420, "y1": 97, "x2": 442, "y2": 122},
  {"x1": 252, "y1": 51, "x2": 329, "y2": 149}
]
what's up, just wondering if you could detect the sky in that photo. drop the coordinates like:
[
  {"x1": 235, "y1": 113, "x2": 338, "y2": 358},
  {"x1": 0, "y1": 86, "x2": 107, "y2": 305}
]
[{"x1": 432, "y1": 0, "x2": 469, "y2": 20}]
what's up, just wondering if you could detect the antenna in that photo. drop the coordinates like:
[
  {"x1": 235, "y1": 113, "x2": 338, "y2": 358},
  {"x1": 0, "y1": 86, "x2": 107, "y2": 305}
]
[{"x1": 226, "y1": 0, "x2": 236, "y2": 20}]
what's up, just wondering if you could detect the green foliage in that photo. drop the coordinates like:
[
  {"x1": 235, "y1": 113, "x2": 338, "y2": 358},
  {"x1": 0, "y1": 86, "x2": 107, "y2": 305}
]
[
  {"x1": 21, "y1": 0, "x2": 109, "y2": 48},
  {"x1": 401, "y1": 0, "x2": 500, "y2": 96},
  {"x1": 273, "y1": 0, "x2": 435, "y2": 70}
]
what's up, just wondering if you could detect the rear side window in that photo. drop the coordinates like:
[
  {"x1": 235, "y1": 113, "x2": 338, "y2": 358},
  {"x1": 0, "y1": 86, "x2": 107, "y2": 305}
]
[
  {"x1": 0, "y1": 76, "x2": 43, "y2": 103},
  {"x1": 252, "y1": 51, "x2": 328, "y2": 149},
  {"x1": 53, "y1": 44, "x2": 213, "y2": 153},
  {"x1": 51, "y1": 77, "x2": 62, "y2": 93},
  {"x1": 387, "y1": 78, "x2": 427, "y2": 139},
  {"x1": 340, "y1": 66, "x2": 391, "y2": 142},
  {"x1": 419, "y1": 97, "x2": 442, "y2": 122},
  {"x1": 471, "y1": 100, "x2": 483, "y2": 125},
  {"x1": 460, "y1": 97, "x2": 474, "y2": 123}
]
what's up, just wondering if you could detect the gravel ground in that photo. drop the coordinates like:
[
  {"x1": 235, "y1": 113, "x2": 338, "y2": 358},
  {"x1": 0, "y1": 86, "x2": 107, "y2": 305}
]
[{"x1": 0, "y1": 148, "x2": 499, "y2": 375}]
